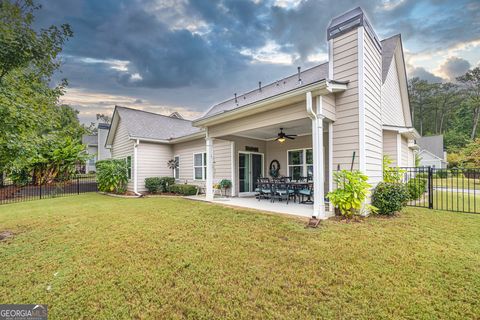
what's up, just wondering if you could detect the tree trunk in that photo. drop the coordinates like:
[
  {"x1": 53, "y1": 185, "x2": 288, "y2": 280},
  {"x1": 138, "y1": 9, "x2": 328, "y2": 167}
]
[{"x1": 471, "y1": 107, "x2": 480, "y2": 140}]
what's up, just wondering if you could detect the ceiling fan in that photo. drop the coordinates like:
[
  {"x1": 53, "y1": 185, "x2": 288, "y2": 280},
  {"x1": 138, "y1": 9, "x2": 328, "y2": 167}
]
[{"x1": 275, "y1": 128, "x2": 297, "y2": 143}]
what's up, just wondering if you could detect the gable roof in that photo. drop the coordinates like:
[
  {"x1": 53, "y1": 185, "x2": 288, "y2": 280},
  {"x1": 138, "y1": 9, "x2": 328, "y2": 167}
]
[
  {"x1": 417, "y1": 135, "x2": 445, "y2": 160},
  {"x1": 199, "y1": 63, "x2": 329, "y2": 120},
  {"x1": 106, "y1": 106, "x2": 203, "y2": 145},
  {"x1": 380, "y1": 34, "x2": 400, "y2": 84},
  {"x1": 418, "y1": 149, "x2": 446, "y2": 162}
]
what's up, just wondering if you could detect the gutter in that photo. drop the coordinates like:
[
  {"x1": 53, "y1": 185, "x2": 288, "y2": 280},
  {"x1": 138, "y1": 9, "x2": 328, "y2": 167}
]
[
  {"x1": 193, "y1": 80, "x2": 328, "y2": 127},
  {"x1": 128, "y1": 131, "x2": 206, "y2": 144},
  {"x1": 133, "y1": 139, "x2": 142, "y2": 197}
]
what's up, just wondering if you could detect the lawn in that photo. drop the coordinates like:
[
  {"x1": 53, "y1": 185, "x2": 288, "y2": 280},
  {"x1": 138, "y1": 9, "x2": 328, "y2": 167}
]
[{"x1": 0, "y1": 194, "x2": 479, "y2": 319}]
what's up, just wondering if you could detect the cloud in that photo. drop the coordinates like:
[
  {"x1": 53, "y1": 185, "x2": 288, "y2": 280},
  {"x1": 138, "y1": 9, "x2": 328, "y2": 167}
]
[
  {"x1": 438, "y1": 57, "x2": 471, "y2": 81},
  {"x1": 409, "y1": 67, "x2": 444, "y2": 83},
  {"x1": 32, "y1": 0, "x2": 480, "y2": 123}
]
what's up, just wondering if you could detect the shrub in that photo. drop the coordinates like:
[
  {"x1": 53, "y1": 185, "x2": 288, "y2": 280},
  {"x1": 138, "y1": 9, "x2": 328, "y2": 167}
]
[
  {"x1": 145, "y1": 177, "x2": 175, "y2": 193},
  {"x1": 145, "y1": 177, "x2": 162, "y2": 193},
  {"x1": 326, "y1": 170, "x2": 374, "y2": 218},
  {"x1": 168, "y1": 184, "x2": 198, "y2": 196},
  {"x1": 436, "y1": 170, "x2": 448, "y2": 178},
  {"x1": 96, "y1": 159, "x2": 128, "y2": 194},
  {"x1": 406, "y1": 177, "x2": 427, "y2": 200},
  {"x1": 372, "y1": 182, "x2": 409, "y2": 215},
  {"x1": 383, "y1": 155, "x2": 405, "y2": 183}
]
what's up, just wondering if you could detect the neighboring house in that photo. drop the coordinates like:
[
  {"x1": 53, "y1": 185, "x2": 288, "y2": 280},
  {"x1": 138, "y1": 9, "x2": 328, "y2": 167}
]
[
  {"x1": 417, "y1": 135, "x2": 448, "y2": 168},
  {"x1": 106, "y1": 7, "x2": 419, "y2": 218},
  {"x1": 82, "y1": 123, "x2": 112, "y2": 172}
]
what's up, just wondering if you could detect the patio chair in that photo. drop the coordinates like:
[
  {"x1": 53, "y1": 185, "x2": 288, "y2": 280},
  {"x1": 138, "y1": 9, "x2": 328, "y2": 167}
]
[
  {"x1": 272, "y1": 182, "x2": 292, "y2": 204},
  {"x1": 257, "y1": 178, "x2": 273, "y2": 201},
  {"x1": 298, "y1": 182, "x2": 314, "y2": 204}
]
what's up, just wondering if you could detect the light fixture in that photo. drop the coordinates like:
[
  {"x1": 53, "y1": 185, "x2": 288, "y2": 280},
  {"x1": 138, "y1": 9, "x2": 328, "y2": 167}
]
[{"x1": 278, "y1": 137, "x2": 286, "y2": 143}]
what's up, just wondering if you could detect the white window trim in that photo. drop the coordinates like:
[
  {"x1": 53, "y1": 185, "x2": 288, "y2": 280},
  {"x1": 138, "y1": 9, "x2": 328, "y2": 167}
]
[
  {"x1": 173, "y1": 155, "x2": 180, "y2": 179},
  {"x1": 287, "y1": 148, "x2": 313, "y2": 178},
  {"x1": 125, "y1": 155, "x2": 132, "y2": 180},
  {"x1": 193, "y1": 152, "x2": 207, "y2": 181}
]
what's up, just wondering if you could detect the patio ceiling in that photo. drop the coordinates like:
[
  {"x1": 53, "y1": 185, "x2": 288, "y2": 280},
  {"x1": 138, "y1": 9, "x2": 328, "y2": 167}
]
[{"x1": 233, "y1": 118, "x2": 327, "y2": 141}]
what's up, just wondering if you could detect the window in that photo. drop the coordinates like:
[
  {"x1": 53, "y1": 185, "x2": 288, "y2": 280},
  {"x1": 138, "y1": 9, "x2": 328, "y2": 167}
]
[
  {"x1": 174, "y1": 156, "x2": 179, "y2": 179},
  {"x1": 193, "y1": 152, "x2": 206, "y2": 180},
  {"x1": 288, "y1": 149, "x2": 313, "y2": 180},
  {"x1": 126, "y1": 156, "x2": 132, "y2": 180}
]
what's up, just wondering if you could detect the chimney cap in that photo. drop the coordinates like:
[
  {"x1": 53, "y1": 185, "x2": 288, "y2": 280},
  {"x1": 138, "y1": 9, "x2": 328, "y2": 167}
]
[{"x1": 326, "y1": 7, "x2": 381, "y2": 50}]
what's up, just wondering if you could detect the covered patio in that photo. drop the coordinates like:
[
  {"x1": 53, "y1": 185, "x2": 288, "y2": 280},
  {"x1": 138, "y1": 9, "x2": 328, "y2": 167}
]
[
  {"x1": 194, "y1": 87, "x2": 343, "y2": 219},
  {"x1": 185, "y1": 194, "x2": 332, "y2": 218}
]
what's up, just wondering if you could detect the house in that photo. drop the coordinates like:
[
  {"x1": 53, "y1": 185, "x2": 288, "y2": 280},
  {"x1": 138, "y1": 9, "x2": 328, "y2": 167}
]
[
  {"x1": 417, "y1": 135, "x2": 448, "y2": 168},
  {"x1": 81, "y1": 123, "x2": 112, "y2": 172},
  {"x1": 105, "y1": 7, "x2": 419, "y2": 218}
]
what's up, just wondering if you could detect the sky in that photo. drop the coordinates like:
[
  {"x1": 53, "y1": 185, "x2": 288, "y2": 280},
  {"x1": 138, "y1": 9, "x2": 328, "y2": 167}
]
[{"x1": 34, "y1": 0, "x2": 480, "y2": 124}]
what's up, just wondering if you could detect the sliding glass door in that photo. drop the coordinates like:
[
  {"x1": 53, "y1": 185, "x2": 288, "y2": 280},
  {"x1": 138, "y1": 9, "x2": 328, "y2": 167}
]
[{"x1": 239, "y1": 152, "x2": 263, "y2": 193}]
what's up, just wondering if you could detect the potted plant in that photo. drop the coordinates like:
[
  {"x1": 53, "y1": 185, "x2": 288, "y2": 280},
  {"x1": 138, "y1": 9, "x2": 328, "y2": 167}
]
[{"x1": 218, "y1": 179, "x2": 232, "y2": 197}]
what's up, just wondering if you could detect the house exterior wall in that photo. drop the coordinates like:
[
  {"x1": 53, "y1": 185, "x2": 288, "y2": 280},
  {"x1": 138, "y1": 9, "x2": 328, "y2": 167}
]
[
  {"x1": 97, "y1": 127, "x2": 112, "y2": 160},
  {"x1": 225, "y1": 136, "x2": 266, "y2": 196},
  {"x1": 331, "y1": 28, "x2": 360, "y2": 171},
  {"x1": 137, "y1": 142, "x2": 173, "y2": 192},
  {"x1": 381, "y1": 57, "x2": 406, "y2": 127},
  {"x1": 172, "y1": 138, "x2": 233, "y2": 191},
  {"x1": 86, "y1": 145, "x2": 98, "y2": 173},
  {"x1": 382, "y1": 130, "x2": 398, "y2": 165},
  {"x1": 208, "y1": 101, "x2": 309, "y2": 138},
  {"x1": 401, "y1": 136, "x2": 409, "y2": 168},
  {"x1": 110, "y1": 118, "x2": 135, "y2": 191},
  {"x1": 265, "y1": 133, "x2": 330, "y2": 192},
  {"x1": 419, "y1": 151, "x2": 446, "y2": 168},
  {"x1": 362, "y1": 28, "x2": 383, "y2": 186}
]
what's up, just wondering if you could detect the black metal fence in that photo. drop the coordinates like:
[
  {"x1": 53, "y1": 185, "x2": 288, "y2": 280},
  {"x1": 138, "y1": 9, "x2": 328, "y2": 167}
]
[
  {"x1": 400, "y1": 167, "x2": 480, "y2": 214},
  {"x1": 0, "y1": 174, "x2": 98, "y2": 205}
]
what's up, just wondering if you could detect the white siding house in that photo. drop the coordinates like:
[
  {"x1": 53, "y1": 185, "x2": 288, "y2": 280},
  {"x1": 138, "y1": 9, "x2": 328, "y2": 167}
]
[{"x1": 106, "y1": 7, "x2": 419, "y2": 218}]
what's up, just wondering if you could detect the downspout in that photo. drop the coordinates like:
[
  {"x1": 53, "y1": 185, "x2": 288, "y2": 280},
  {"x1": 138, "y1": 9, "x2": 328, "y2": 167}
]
[
  {"x1": 133, "y1": 139, "x2": 142, "y2": 197},
  {"x1": 306, "y1": 92, "x2": 325, "y2": 219}
]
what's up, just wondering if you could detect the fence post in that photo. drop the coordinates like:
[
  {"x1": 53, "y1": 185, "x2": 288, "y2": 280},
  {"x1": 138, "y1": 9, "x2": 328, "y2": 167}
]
[
  {"x1": 428, "y1": 167, "x2": 434, "y2": 209},
  {"x1": 77, "y1": 176, "x2": 80, "y2": 195}
]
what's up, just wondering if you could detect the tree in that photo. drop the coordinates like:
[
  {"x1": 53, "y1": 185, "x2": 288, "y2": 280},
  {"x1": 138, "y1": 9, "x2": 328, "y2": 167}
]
[
  {"x1": 457, "y1": 67, "x2": 480, "y2": 140},
  {"x1": 84, "y1": 113, "x2": 112, "y2": 134},
  {"x1": 0, "y1": 0, "x2": 72, "y2": 83},
  {"x1": 0, "y1": 0, "x2": 84, "y2": 182}
]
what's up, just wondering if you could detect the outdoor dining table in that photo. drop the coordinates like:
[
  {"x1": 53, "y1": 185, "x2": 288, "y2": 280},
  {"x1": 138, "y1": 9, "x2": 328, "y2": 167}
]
[{"x1": 269, "y1": 180, "x2": 313, "y2": 204}]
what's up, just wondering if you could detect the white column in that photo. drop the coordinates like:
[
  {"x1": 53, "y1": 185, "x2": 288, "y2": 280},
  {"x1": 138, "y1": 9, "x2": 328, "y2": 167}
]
[
  {"x1": 205, "y1": 135, "x2": 214, "y2": 201},
  {"x1": 396, "y1": 133, "x2": 402, "y2": 167},
  {"x1": 312, "y1": 96, "x2": 325, "y2": 219},
  {"x1": 230, "y1": 141, "x2": 236, "y2": 197},
  {"x1": 133, "y1": 139, "x2": 139, "y2": 194},
  {"x1": 328, "y1": 121, "x2": 334, "y2": 212}
]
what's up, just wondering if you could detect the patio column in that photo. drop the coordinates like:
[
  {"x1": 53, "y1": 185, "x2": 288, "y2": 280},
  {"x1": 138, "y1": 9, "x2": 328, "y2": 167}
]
[
  {"x1": 205, "y1": 133, "x2": 214, "y2": 201},
  {"x1": 307, "y1": 92, "x2": 326, "y2": 219}
]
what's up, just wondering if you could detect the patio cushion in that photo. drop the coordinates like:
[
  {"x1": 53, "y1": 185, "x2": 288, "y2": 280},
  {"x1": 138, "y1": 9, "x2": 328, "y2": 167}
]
[
  {"x1": 261, "y1": 189, "x2": 272, "y2": 194},
  {"x1": 299, "y1": 189, "x2": 312, "y2": 196}
]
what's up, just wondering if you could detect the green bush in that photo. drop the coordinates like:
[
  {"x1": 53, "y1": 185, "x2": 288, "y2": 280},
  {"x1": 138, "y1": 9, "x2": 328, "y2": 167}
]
[
  {"x1": 96, "y1": 159, "x2": 128, "y2": 194},
  {"x1": 406, "y1": 177, "x2": 427, "y2": 200},
  {"x1": 326, "y1": 170, "x2": 375, "y2": 218},
  {"x1": 372, "y1": 182, "x2": 409, "y2": 215},
  {"x1": 383, "y1": 155, "x2": 405, "y2": 183},
  {"x1": 145, "y1": 177, "x2": 175, "y2": 193},
  {"x1": 145, "y1": 177, "x2": 162, "y2": 193},
  {"x1": 435, "y1": 170, "x2": 448, "y2": 178},
  {"x1": 168, "y1": 184, "x2": 198, "y2": 196}
]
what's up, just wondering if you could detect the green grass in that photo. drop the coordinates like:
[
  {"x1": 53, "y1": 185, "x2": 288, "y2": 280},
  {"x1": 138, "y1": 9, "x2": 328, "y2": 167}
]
[
  {"x1": 1, "y1": 194, "x2": 479, "y2": 319},
  {"x1": 432, "y1": 176, "x2": 480, "y2": 189},
  {"x1": 433, "y1": 191, "x2": 480, "y2": 212}
]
